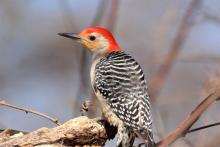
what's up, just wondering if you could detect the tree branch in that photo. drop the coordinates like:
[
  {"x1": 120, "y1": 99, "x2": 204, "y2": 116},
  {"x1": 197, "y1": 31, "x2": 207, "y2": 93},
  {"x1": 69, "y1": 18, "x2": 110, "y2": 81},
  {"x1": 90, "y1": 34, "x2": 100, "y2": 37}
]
[
  {"x1": 156, "y1": 89, "x2": 220, "y2": 147},
  {"x1": 0, "y1": 100, "x2": 61, "y2": 126},
  {"x1": 0, "y1": 89, "x2": 220, "y2": 146},
  {"x1": 0, "y1": 116, "x2": 114, "y2": 147}
]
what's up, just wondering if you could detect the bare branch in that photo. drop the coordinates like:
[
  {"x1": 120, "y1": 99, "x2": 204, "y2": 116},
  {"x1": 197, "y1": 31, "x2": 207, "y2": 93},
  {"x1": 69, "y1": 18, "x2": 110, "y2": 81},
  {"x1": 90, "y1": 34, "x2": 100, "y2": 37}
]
[
  {"x1": 0, "y1": 100, "x2": 61, "y2": 126},
  {"x1": 156, "y1": 90, "x2": 220, "y2": 147}
]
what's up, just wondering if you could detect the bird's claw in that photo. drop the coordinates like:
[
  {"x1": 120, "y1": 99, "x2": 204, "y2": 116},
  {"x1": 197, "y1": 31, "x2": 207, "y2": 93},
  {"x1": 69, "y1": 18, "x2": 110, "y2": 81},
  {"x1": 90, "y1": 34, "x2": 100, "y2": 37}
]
[{"x1": 80, "y1": 100, "x2": 91, "y2": 116}]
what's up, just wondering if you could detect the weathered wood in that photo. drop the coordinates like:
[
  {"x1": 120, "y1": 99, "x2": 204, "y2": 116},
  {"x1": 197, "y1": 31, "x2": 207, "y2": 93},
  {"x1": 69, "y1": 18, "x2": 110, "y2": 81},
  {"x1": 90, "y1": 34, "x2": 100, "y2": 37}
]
[{"x1": 0, "y1": 116, "x2": 112, "y2": 147}]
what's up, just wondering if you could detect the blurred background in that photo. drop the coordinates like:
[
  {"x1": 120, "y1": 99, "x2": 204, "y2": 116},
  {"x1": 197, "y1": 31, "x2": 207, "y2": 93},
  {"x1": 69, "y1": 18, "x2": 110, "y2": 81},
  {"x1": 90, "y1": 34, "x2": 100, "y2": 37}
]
[{"x1": 0, "y1": 0, "x2": 220, "y2": 146}]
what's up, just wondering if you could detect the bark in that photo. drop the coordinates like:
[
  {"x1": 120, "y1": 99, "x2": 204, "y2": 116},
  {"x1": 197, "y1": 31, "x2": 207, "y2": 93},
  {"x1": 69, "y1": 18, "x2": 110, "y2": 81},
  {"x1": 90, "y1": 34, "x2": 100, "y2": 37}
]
[{"x1": 0, "y1": 116, "x2": 116, "y2": 147}]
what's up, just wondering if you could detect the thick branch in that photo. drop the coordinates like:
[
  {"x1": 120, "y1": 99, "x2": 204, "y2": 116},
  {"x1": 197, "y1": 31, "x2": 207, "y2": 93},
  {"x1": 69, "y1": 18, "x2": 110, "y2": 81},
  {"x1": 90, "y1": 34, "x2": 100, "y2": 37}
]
[
  {"x1": 0, "y1": 116, "x2": 112, "y2": 147},
  {"x1": 156, "y1": 89, "x2": 220, "y2": 147}
]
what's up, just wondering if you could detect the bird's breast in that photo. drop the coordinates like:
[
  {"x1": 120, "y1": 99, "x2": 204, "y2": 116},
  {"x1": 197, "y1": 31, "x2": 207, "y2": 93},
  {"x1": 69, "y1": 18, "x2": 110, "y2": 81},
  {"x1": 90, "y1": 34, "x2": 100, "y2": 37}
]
[
  {"x1": 90, "y1": 57, "x2": 101, "y2": 90},
  {"x1": 90, "y1": 57, "x2": 123, "y2": 127}
]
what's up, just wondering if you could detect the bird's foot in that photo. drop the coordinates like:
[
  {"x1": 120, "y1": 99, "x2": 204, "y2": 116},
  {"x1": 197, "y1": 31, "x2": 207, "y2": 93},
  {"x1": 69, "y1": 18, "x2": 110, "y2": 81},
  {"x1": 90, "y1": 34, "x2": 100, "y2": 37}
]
[{"x1": 80, "y1": 100, "x2": 91, "y2": 116}]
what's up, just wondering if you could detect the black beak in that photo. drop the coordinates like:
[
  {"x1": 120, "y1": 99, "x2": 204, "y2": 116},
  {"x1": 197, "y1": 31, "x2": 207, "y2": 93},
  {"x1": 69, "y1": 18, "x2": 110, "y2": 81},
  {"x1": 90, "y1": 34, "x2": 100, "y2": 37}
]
[{"x1": 58, "y1": 33, "x2": 81, "y2": 40}]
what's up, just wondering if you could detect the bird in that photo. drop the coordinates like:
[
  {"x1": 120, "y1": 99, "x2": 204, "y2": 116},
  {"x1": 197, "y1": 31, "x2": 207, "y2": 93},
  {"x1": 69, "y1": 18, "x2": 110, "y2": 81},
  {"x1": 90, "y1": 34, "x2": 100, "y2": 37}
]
[{"x1": 58, "y1": 26, "x2": 154, "y2": 147}]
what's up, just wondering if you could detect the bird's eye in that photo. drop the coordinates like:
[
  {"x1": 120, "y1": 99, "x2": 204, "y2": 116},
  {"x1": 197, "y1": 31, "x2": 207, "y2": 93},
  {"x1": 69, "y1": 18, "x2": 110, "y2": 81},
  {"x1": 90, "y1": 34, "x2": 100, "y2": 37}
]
[{"x1": 89, "y1": 35, "x2": 96, "y2": 41}]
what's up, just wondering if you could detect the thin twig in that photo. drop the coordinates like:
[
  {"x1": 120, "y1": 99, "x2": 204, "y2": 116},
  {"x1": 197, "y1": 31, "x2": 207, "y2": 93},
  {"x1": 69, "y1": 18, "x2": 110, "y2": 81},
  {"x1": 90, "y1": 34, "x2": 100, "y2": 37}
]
[
  {"x1": 187, "y1": 122, "x2": 220, "y2": 133},
  {"x1": 156, "y1": 90, "x2": 220, "y2": 147},
  {"x1": 0, "y1": 100, "x2": 61, "y2": 126}
]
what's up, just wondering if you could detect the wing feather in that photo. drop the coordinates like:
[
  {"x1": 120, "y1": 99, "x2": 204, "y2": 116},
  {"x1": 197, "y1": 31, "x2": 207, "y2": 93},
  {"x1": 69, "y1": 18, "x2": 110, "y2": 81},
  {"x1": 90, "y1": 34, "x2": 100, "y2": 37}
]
[{"x1": 94, "y1": 51, "x2": 153, "y2": 142}]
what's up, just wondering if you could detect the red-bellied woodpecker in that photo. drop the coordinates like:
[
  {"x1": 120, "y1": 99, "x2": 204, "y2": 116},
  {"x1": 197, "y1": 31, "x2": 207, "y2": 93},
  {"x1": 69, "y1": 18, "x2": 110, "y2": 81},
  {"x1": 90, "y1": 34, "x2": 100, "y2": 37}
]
[{"x1": 58, "y1": 26, "x2": 154, "y2": 147}]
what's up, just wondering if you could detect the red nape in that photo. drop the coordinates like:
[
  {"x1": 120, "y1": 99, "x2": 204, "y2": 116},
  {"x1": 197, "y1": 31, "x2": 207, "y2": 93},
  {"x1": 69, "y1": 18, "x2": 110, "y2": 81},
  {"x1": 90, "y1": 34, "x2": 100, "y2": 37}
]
[{"x1": 80, "y1": 26, "x2": 122, "y2": 52}]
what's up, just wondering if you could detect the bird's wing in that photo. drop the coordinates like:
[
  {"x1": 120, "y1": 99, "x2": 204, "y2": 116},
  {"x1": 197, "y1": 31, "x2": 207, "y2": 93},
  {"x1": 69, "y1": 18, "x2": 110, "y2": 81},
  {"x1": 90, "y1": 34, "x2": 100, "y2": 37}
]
[{"x1": 94, "y1": 51, "x2": 153, "y2": 141}]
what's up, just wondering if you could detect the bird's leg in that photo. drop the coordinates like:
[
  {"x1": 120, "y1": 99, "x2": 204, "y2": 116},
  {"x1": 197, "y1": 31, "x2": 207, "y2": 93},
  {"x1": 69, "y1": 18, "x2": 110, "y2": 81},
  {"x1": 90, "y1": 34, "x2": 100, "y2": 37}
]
[
  {"x1": 117, "y1": 123, "x2": 125, "y2": 147},
  {"x1": 117, "y1": 124, "x2": 133, "y2": 147},
  {"x1": 129, "y1": 132, "x2": 136, "y2": 147}
]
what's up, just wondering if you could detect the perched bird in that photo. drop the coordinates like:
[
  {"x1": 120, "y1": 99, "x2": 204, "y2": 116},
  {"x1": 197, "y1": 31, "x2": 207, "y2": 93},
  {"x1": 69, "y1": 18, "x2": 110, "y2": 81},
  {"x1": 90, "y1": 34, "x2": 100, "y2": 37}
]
[{"x1": 58, "y1": 26, "x2": 154, "y2": 147}]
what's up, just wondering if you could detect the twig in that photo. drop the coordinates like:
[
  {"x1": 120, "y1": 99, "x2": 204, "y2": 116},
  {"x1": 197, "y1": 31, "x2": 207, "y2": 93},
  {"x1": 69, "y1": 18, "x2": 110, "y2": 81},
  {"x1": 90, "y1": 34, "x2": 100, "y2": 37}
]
[
  {"x1": 0, "y1": 100, "x2": 61, "y2": 126},
  {"x1": 187, "y1": 121, "x2": 220, "y2": 133},
  {"x1": 156, "y1": 90, "x2": 220, "y2": 147}
]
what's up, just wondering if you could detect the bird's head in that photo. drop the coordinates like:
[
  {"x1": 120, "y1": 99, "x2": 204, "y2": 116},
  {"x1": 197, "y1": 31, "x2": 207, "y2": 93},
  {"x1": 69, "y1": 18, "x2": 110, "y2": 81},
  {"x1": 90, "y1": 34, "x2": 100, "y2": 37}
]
[{"x1": 58, "y1": 26, "x2": 121, "y2": 55}]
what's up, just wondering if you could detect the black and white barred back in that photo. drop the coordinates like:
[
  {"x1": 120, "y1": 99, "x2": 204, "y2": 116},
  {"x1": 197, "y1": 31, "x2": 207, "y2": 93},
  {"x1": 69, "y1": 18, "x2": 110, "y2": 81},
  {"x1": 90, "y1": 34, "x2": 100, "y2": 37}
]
[{"x1": 94, "y1": 51, "x2": 154, "y2": 145}]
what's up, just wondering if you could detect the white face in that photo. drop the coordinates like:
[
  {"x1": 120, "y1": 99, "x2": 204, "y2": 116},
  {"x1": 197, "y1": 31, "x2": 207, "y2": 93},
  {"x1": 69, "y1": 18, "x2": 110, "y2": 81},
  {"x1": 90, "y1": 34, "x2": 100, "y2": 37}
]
[{"x1": 80, "y1": 32, "x2": 110, "y2": 54}]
